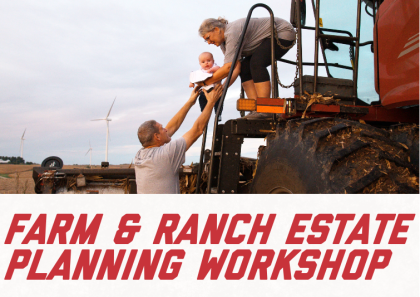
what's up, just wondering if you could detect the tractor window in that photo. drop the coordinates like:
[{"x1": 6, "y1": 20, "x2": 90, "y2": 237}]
[{"x1": 317, "y1": 0, "x2": 379, "y2": 103}]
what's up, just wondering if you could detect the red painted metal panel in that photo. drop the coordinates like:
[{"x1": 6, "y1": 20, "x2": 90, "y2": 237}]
[
  {"x1": 377, "y1": 0, "x2": 419, "y2": 108},
  {"x1": 310, "y1": 104, "x2": 340, "y2": 113},
  {"x1": 360, "y1": 106, "x2": 418, "y2": 123},
  {"x1": 256, "y1": 98, "x2": 285, "y2": 106},
  {"x1": 280, "y1": 104, "x2": 418, "y2": 123}
]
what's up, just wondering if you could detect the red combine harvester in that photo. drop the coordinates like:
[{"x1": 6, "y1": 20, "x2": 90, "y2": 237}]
[{"x1": 33, "y1": 0, "x2": 418, "y2": 194}]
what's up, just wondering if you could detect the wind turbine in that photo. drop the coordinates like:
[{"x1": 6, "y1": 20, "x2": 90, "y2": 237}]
[
  {"x1": 91, "y1": 97, "x2": 116, "y2": 163},
  {"x1": 20, "y1": 129, "x2": 26, "y2": 158},
  {"x1": 85, "y1": 141, "x2": 92, "y2": 168}
]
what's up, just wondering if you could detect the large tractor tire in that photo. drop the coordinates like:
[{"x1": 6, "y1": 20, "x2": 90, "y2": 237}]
[
  {"x1": 389, "y1": 124, "x2": 419, "y2": 171},
  {"x1": 250, "y1": 118, "x2": 419, "y2": 194}
]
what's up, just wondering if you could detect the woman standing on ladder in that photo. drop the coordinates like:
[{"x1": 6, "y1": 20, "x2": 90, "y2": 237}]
[{"x1": 197, "y1": 16, "x2": 296, "y2": 118}]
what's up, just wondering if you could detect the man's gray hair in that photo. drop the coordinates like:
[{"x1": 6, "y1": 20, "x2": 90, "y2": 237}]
[
  {"x1": 198, "y1": 17, "x2": 228, "y2": 37},
  {"x1": 138, "y1": 120, "x2": 159, "y2": 147}
]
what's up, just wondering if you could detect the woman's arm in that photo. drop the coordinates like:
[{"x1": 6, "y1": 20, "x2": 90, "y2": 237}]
[
  {"x1": 198, "y1": 61, "x2": 240, "y2": 86},
  {"x1": 226, "y1": 61, "x2": 241, "y2": 87}
]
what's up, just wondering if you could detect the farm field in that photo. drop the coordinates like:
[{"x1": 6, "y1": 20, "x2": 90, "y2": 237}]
[{"x1": 0, "y1": 164, "x2": 131, "y2": 194}]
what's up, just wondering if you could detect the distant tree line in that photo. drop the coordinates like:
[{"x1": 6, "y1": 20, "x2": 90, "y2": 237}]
[
  {"x1": 0, "y1": 156, "x2": 24, "y2": 164},
  {"x1": 0, "y1": 156, "x2": 37, "y2": 165}
]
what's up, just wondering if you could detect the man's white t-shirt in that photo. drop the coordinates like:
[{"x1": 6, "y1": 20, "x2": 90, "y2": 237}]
[{"x1": 134, "y1": 137, "x2": 187, "y2": 194}]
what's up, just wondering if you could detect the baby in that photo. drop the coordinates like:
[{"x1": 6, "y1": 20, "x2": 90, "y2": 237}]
[
  {"x1": 189, "y1": 52, "x2": 220, "y2": 88},
  {"x1": 189, "y1": 52, "x2": 223, "y2": 120}
]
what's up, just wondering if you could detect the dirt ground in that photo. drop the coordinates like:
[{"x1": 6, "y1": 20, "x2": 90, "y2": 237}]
[{"x1": 0, "y1": 164, "x2": 130, "y2": 194}]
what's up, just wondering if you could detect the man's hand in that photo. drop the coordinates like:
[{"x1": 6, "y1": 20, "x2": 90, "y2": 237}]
[
  {"x1": 182, "y1": 84, "x2": 224, "y2": 151},
  {"x1": 165, "y1": 86, "x2": 202, "y2": 137},
  {"x1": 203, "y1": 84, "x2": 223, "y2": 105},
  {"x1": 187, "y1": 85, "x2": 201, "y2": 105}
]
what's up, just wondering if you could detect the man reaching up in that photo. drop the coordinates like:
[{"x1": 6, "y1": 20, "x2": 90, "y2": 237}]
[{"x1": 134, "y1": 84, "x2": 223, "y2": 194}]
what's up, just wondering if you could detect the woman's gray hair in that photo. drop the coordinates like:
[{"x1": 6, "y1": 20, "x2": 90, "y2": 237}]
[
  {"x1": 137, "y1": 120, "x2": 159, "y2": 147},
  {"x1": 198, "y1": 17, "x2": 228, "y2": 36}
]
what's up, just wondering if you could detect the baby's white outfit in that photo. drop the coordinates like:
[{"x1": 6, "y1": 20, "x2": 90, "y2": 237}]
[{"x1": 189, "y1": 63, "x2": 218, "y2": 91}]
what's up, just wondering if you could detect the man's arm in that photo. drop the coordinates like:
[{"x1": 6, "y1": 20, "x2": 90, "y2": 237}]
[
  {"x1": 165, "y1": 86, "x2": 201, "y2": 137},
  {"x1": 182, "y1": 84, "x2": 223, "y2": 150}
]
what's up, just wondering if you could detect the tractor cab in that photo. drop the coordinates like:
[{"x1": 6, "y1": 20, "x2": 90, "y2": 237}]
[
  {"x1": 235, "y1": 0, "x2": 418, "y2": 119},
  {"x1": 288, "y1": 0, "x2": 418, "y2": 108},
  {"x1": 291, "y1": 0, "x2": 378, "y2": 105}
]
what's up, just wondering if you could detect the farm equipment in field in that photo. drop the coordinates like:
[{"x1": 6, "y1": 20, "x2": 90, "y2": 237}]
[
  {"x1": 32, "y1": 155, "x2": 256, "y2": 194},
  {"x1": 33, "y1": 0, "x2": 419, "y2": 194}
]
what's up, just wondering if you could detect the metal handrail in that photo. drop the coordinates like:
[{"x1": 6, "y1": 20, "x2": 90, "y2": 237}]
[
  {"x1": 353, "y1": 0, "x2": 362, "y2": 103},
  {"x1": 302, "y1": 26, "x2": 354, "y2": 38},
  {"x1": 195, "y1": 125, "x2": 208, "y2": 193},
  {"x1": 205, "y1": 3, "x2": 278, "y2": 194}
]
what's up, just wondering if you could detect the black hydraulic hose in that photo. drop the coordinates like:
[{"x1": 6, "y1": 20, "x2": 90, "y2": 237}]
[
  {"x1": 206, "y1": 3, "x2": 276, "y2": 194},
  {"x1": 365, "y1": 3, "x2": 374, "y2": 17}
]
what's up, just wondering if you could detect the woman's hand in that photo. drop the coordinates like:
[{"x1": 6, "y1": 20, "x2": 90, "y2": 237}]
[
  {"x1": 206, "y1": 65, "x2": 221, "y2": 73},
  {"x1": 201, "y1": 61, "x2": 240, "y2": 86},
  {"x1": 203, "y1": 62, "x2": 232, "y2": 85}
]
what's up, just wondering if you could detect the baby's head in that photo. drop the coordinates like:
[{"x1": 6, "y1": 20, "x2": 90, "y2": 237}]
[{"x1": 199, "y1": 52, "x2": 214, "y2": 70}]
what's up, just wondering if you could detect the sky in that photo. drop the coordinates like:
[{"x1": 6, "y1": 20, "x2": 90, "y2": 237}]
[{"x1": 0, "y1": 0, "x2": 376, "y2": 166}]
